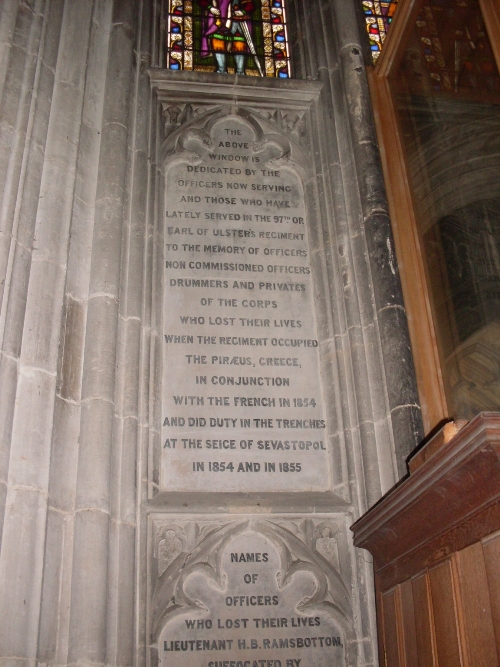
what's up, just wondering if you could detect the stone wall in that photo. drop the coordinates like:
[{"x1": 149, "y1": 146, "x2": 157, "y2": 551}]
[{"x1": 0, "y1": 2, "x2": 422, "y2": 667}]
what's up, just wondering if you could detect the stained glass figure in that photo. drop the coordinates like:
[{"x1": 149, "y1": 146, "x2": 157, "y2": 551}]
[
  {"x1": 362, "y1": 0, "x2": 399, "y2": 61},
  {"x1": 166, "y1": 0, "x2": 291, "y2": 77}
]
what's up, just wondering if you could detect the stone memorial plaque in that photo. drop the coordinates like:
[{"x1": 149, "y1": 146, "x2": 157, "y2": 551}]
[
  {"x1": 153, "y1": 519, "x2": 348, "y2": 667},
  {"x1": 162, "y1": 114, "x2": 329, "y2": 492}
]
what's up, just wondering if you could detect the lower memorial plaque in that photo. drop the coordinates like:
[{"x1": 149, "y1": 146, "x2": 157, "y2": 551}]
[
  {"x1": 162, "y1": 113, "x2": 330, "y2": 493},
  {"x1": 153, "y1": 518, "x2": 348, "y2": 667}
]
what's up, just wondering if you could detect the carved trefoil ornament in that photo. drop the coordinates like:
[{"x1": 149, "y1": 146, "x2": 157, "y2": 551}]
[{"x1": 149, "y1": 516, "x2": 356, "y2": 667}]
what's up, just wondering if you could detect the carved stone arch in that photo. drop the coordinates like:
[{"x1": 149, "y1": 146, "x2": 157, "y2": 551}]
[
  {"x1": 150, "y1": 517, "x2": 356, "y2": 665},
  {"x1": 161, "y1": 103, "x2": 310, "y2": 181}
]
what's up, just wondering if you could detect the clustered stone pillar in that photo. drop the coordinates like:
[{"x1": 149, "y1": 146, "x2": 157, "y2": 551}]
[
  {"x1": 289, "y1": 0, "x2": 423, "y2": 490},
  {"x1": 0, "y1": 1, "x2": 108, "y2": 663},
  {"x1": 0, "y1": 1, "x2": 144, "y2": 666},
  {"x1": 332, "y1": 0, "x2": 424, "y2": 473}
]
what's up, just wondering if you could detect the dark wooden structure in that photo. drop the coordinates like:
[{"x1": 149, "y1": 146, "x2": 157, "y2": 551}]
[
  {"x1": 351, "y1": 412, "x2": 500, "y2": 666},
  {"x1": 367, "y1": 0, "x2": 500, "y2": 434}
]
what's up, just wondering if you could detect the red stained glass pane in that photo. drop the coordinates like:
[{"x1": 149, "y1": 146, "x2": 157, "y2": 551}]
[
  {"x1": 166, "y1": 0, "x2": 291, "y2": 78},
  {"x1": 362, "y1": 0, "x2": 399, "y2": 61}
]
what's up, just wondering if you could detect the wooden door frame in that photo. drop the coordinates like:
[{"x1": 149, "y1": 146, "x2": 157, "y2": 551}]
[{"x1": 366, "y1": 0, "x2": 500, "y2": 434}]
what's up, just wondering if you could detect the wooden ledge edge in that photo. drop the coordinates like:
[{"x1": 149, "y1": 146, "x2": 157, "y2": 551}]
[{"x1": 408, "y1": 419, "x2": 469, "y2": 473}]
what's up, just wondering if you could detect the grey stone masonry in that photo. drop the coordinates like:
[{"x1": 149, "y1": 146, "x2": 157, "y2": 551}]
[{"x1": 0, "y1": 2, "x2": 423, "y2": 667}]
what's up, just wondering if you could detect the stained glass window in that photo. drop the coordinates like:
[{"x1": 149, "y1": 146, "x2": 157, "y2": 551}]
[
  {"x1": 166, "y1": 0, "x2": 291, "y2": 78},
  {"x1": 413, "y1": 0, "x2": 500, "y2": 96},
  {"x1": 362, "y1": 0, "x2": 399, "y2": 61}
]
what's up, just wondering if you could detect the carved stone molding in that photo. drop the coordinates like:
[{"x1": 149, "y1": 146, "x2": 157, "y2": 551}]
[
  {"x1": 148, "y1": 514, "x2": 357, "y2": 666},
  {"x1": 149, "y1": 68, "x2": 321, "y2": 146}
]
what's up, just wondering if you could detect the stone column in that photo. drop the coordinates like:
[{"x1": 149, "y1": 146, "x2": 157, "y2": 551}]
[
  {"x1": 0, "y1": 1, "x2": 100, "y2": 664},
  {"x1": 0, "y1": 0, "x2": 60, "y2": 545},
  {"x1": 1, "y1": 1, "x2": 155, "y2": 663},
  {"x1": 106, "y1": 1, "x2": 154, "y2": 665},
  {"x1": 331, "y1": 0, "x2": 424, "y2": 475},
  {"x1": 67, "y1": 1, "x2": 137, "y2": 665},
  {"x1": 37, "y1": 1, "x2": 113, "y2": 663},
  {"x1": 290, "y1": 0, "x2": 423, "y2": 487}
]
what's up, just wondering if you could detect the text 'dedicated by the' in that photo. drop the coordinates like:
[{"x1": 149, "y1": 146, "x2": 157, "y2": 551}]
[{"x1": 162, "y1": 116, "x2": 329, "y2": 492}]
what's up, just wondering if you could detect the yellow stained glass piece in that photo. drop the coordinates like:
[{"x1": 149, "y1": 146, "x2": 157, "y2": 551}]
[{"x1": 166, "y1": 0, "x2": 290, "y2": 78}]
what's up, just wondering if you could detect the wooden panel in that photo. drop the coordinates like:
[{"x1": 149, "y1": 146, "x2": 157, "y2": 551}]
[
  {"x1": 353, "y1": 414, "x2": 500, "y2": 589},
  {"x1": 382, "y1": 588, "x2": 402, "y2": 667},
  {"x1": 411, "y1": 573, "x2": 436, "y2": 667},
  {"x1": 398, "y1": 579, "x2": 419, "y2": 666},
  {"x1": 455, "y1": 541, "x2": 498, "y2": 665},
  {"x1": 482, "y1": 531, "x2": 500, "y2": 660},
  {"x1": 428, "y1": 560, "x2": 463, "y2": 667},
  {"x1": 479, "y1": 0, "x2": 500, "y2": 71},
  {"x1": 455, "y1": 541, "x2": 498, "y2": 666},
  {"x1": 352, "y1": 416, "x2": 500, "y2": 667}
]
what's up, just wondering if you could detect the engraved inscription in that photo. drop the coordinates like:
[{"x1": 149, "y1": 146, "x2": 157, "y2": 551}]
[
  {"x1": 153, "y1": 521, "x2": 348, "y2": 667},
  {"x1": 162, "y1": 115, "x2": 330, "y2": 492}
]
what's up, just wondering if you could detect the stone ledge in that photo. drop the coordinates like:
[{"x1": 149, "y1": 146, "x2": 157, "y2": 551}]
[
  {"x1": 147, "y1": 491, "x2": 351, "y2": 514},
  {"x1": 148, "y1": 68, "x2": 323, "y2": 110}
]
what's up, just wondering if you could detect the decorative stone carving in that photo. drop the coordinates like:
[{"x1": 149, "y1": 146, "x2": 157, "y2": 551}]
[
  {"x1": 144, "y1": 69, "x2": 394, "y2": 667},
  {"x1": 160, "y1": 102, "x2": 306, "y2": 143},
  {"x1": 159, "y1": 106, "x2": 327, "y2": 493},
  {"x1": 155, "y1": 525, "x2": 186, "y2": 576},
  {"x1": 161, "y1": 103, "x2": 210, "y2": 137},
  {"x1": 314, "y1": 522, "x2": 340, "y2": 571},
  {"x1": 149, "y1": 515, "x2": 356, "y2": 667}
]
